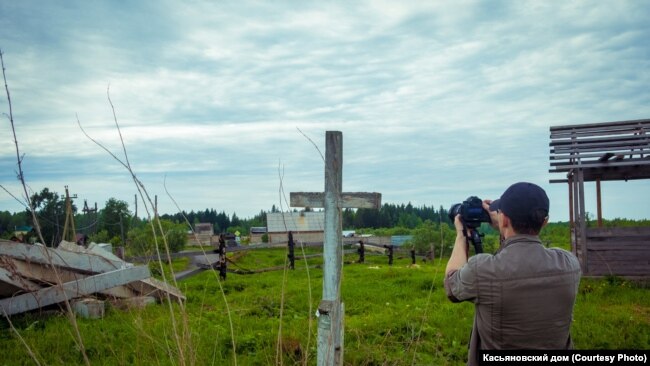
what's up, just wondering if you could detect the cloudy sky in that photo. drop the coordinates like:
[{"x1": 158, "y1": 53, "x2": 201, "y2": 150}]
[{"x1": 1, "y1": 1, "x2": 649, "y2": 222}]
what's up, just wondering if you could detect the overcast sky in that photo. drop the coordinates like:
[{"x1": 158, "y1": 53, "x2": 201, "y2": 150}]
[{"x1": 1, "y1": 1, "x2": 649, "y2": 222}]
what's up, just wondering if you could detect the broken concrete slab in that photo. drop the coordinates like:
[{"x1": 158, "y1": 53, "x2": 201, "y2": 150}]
[
  {"x1": 0, "y1": 240, "x2": 185, "y2": 316},
  {"x1": 72, "y1": 298, "x2": 105, "y2": 319},
  {"x1": 0, "y1": 266, "x2": 149, "y2": 316}
]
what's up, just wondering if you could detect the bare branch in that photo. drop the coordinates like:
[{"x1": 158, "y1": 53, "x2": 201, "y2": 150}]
[
  {"x1": 0, "y1": 184, "x2": 29, "y2": 208},
  {"x1": 296, "y1": 127, "x2": 325, "y2": 162},
  {"x1": 1, "y1": 50, "x2": 45, "y2": 245},
  {"x1": 77, "y1": 87, "x2": 196, "y2": 366},
  {"x1": 107, "y1": 85, "x2": 133, "y2": 168},
  {"x1": 76, "y1": 114, "x2": 130, "y2": 171},
  {"x1": 2, "y1": 48, "x2": 90, "y2": 366}
]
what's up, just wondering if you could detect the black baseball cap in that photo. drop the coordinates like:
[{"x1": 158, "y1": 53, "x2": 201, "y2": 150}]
[{"x1": 489, "y1": 182, "x2": 549, "y2": 223}]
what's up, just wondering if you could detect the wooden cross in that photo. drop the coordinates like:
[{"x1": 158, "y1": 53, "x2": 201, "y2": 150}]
[{"x1": 290, "y1": 131, "x2": 381, "y2": 366}]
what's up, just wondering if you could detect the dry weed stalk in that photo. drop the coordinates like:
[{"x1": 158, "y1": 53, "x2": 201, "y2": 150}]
[
  {"x1": 163, "y1": 176, "x2": 238, "y2": 365},
  {"x1": 275, "y1": 163, "x2": 289, "y2": 366},
  {"x1": 1, "y1": 50, "x2": 45, "y2": 245},
  {"x1": 409, "y1": 215, "x2": 447, "y2": 365},
  {"x1": 276, "y1": 145, "x2": 320, "y2": 366},
  {"x1": 2, "y1": 49, "x2": 92, "y2": 366},
  {"x1": 77, "y1": 87, "x2": 196, "y2": 366}
]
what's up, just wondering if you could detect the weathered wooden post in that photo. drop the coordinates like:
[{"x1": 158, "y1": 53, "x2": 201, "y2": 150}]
[{"x1": 290, "y1": 131, "x2": 381, "y2": 366}]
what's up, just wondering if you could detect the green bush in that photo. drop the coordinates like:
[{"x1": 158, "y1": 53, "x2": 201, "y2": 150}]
[{"x1": 127, "y1": 219, "x2": 187, "y2": 256}]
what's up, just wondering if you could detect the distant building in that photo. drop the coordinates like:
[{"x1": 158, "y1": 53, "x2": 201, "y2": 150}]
[
  {"x1": 188, "y1": 223, "x2": 214, "y2": 246},
  {"x1": 249, "y1": 227, "x2": 267, "y2": 244},
  {"x1": 194, "y1": 223, "x2": 213, "y2": 235},
  {"x1": 266, "y1": 212, "x2": 324, "y2": 244}
]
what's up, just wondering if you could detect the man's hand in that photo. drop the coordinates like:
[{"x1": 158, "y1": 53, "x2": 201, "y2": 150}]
[
  {"x1": 454, "y1": 214, "x2": 465, "y2": 234},
  {"x1": 455, "y1": 213, "x2": 475, "y2": 238},
  {"x1": 482, "y1": 199, "x2": 499, "y2": 230},
  {"x1": 446, "y1": 214, "x2": 470, "y2": 276}
]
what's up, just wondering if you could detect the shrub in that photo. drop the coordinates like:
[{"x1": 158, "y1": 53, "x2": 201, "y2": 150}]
[{"x1": 127, "y1": 219, "x2": 188, "y2": 255}]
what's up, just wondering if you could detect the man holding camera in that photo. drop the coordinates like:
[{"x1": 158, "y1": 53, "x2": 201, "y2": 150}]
[{"x1": 444, "y1": 182, "x2": 581, "y2": 366}]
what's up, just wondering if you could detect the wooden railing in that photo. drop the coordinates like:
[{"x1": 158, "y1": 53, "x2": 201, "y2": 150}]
[{"x1": 549, "y1": 119, "x2": 650, "y2": 182}]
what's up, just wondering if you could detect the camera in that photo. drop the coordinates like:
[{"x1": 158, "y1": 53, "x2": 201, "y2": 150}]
[
  {"x1": 448, "y1": 196, "x2": 491, "y2": 229},
  {"x1": 449, "y1": 196, "x2": 491, "y2": 254}
]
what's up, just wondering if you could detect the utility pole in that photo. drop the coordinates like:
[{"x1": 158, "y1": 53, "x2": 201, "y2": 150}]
[
  {"x1": 82, "y1": 199, "x2": 98, "y2": 236},
  {"x1": 61, "y1": 186, "x2": 78, "y2": 244}
]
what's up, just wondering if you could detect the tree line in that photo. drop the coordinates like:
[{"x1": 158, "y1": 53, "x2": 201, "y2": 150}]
[
  {"x1": 2, "y1": 187, "x2": 648, "y2": 257},
  {"x1": 1, "y1": 190, "x2": 452, "y2": 250}
]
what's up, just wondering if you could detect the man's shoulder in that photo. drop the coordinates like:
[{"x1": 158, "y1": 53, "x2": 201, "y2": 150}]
[
  {"x1": 546, "y1": 247, "x2": 581, "y2": 269},
  {"x1": 468, "y1": 252, "x2": 495, "y2": 265},
  {"x1": 546, "y1": 246, "x2": 572, "y2": 254},
  {"x1": 546, "y1": 246, "x2": 579, "y2": 260},
  {"x1": 465, "y1": 253, "x2": 502, "y2": 276}
]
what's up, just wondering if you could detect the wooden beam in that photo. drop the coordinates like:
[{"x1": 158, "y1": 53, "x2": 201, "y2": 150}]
[
  {"x1": 596, "y1": 179, "x2": 603, "y2": 228},
  {"x1": 586, "y1": 226, "x2": 650, "y2": 237},
  {"x1": 549, "y1": 158, "x2": 650, "y2": 171},
  {"x1": 290, "y1": 131, "x2": 381, "y2": 366},
  {"x1": 0, "y1": 266, "x2": 150, "y2": 316},
  {"x1": 551, "y1": 142, "x2": 649, "y2": 154},
  {"x1": 550, "y1": 118, "x2": 650, "y2": 133},
  {"x1": 550, "y1": 133, "x2": 649, "y2": 147},
  {"x1": 290, "y1": 192, "x2": 381, "y2": 209},
  {"x1": 320, "y1": 130, "x2": 344, "y2": 366},
  {"x1": 577, "y1": 169, "x2": 588, "y2": 274},
  {"x1": 551, "y1": 151, "x2": 617, "y2": 160},
  {"x1": 549, "y1": 158, "x2": 646, "y2": 167},
  {"x1": 568, "y1": 177, "x2": 574, "y2": 229}
]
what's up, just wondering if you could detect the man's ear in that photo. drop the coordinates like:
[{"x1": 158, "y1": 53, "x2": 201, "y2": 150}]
[{"x1": 500, "y1": 213, "x2": 510, "y2": 229}]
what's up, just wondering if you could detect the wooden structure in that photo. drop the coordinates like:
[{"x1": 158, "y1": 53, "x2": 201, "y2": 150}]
[
  {"x1": 194, "y1": 223, "x2": 213, "y2": 235},
  {"x1": 187, "y1": 223, "x2": 213, "y2": 246},
  {"x1": 249, "y1": 227, "x2": 267, "y2": 244},
  {"x1": 266, "y1": 211, "x2": 325, "y2": 244},
  {"x1": 291, "y1": 131, "x2": 381, "y2": 366},
  {"x1": 549, "y1": 119, "x2": 650, "y2": 277}
]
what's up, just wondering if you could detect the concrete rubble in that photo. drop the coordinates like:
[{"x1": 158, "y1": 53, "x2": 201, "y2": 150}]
[{"x1": 0, "y1": 239, "x2": 184, "y2": 317}]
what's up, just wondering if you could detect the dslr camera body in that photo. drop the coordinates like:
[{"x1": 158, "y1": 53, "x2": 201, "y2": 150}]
[
  {"x1": 448, "y1": 196, "x2": 491, "y2": 229},
  {"x1": 448, "y1": 196, "x2": 491, "y2": 254}
]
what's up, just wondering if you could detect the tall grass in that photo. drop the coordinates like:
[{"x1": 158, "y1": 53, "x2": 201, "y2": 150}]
[{"x1": 1, "y1": 248, "x2": 647, "y2": 365}]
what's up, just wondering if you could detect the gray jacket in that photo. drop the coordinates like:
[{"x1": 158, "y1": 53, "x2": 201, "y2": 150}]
[{"x1": 444, "y1": 234, "x2": 581, "y2": 366}]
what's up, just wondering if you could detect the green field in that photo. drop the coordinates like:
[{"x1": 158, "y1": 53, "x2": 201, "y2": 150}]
[{"x1": 1, "y1": 247, "x2": 648, "y2": 365}]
